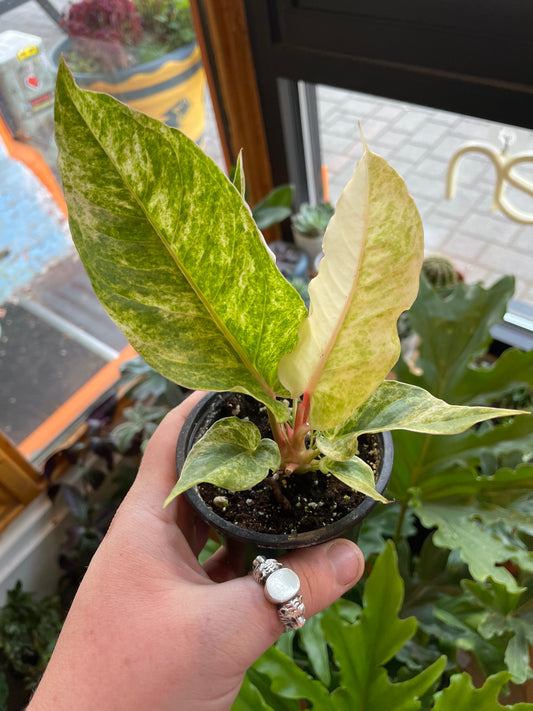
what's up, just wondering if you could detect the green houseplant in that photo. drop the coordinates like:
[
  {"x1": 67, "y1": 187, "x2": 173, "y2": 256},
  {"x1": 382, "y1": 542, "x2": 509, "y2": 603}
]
[
  {"x1": 53, "y1": 60, "x2": 527, "y2": 548},
  {"x1": 291, "y1": 200, "x2": 335, "y2": 259},
  {"x1": 52, "y1": 0, "x2": 206, "y2": 141}
]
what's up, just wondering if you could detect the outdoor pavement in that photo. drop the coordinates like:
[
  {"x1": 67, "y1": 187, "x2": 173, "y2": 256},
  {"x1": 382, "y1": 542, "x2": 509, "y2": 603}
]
[
  {"x1": 1, "y1": 3, "x2": 532, "y2": 446},
  {"x1": 317, "y1": 85, "x2": 533, "y2": 305}
]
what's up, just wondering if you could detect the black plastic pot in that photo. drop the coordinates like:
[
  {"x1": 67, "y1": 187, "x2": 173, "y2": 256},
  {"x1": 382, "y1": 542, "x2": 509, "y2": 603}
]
[{"x1": 177, "y1": 392, "x2": 393, "y2": 550}]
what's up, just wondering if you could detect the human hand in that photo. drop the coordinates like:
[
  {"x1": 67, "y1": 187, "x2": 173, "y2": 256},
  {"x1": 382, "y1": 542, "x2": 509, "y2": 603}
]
[{"x1": 28, "y1": 391, "x2": 365, "y2": 711}]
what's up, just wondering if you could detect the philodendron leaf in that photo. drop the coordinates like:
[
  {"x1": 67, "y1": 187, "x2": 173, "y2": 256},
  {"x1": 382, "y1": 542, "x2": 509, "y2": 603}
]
[
  {"x1": 394, "y1": 276, "x2": 520, "y2": 403},
  {"x1": 317, "y1": 381, "x2": 526, "y2": 460},
  {"x1": 319, "y1": 456, "x2": 389, "y2": 503},
  {"x1": 323, "y1": 541, "x2": 446, "y2": 711},
  {"x1": 414, "y1": 502, "x2": 529, "y2": 593},
  {"x1": 55, "y1": 59, "x2": 306, "y2": 422},
  {"x1": 238, "y1": 545, "x2": 445, "y2": 711},
  {"x1": 278, "y1": 141, "x2": 424, "y2": 430},
  {"x1": 164, "y1": 417, "x2": 280, "y2": 503},
  {"x1": 432, "y1": 671, "x2": 531, "y2": 711}
]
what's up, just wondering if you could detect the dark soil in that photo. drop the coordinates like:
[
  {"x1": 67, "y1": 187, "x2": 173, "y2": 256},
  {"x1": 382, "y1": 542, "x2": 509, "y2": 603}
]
[{"x1": 193, "y1": 393, "x2": 383, "y2": 536}]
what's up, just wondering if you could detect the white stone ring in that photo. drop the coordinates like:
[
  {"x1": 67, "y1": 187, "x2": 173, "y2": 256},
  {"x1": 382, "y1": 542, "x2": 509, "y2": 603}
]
[{"x1": 252, "y1": 556, "x2": 306, "y2": 631}]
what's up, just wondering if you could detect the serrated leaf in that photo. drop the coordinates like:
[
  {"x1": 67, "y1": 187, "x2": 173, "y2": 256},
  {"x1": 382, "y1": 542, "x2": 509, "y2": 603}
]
[
  {"x1": 319, "y1": 456, "x2": 389, "y2": 502},
  {"x1": 390, "y1": 420, "x2": 533, "y2": 503},
  {"x1": 164, "y1": 417, "x2": 280, "y2": 503},
  {"x1": 323, "y1": 541, "x2": 446, "y2": 711},
  {"x1": 458, "y1": 579, "x2": 533, "y2": 683},
  {"x1": 453, "y1": 346, "x2": 533, "y2": 406},
  {"x1": 504, "y1": 628, "x2": 533, "y2": 684},
  {"x1": 317, "y1": 381, "x2": 523, "y2": 460},
  {"x1": 432, "y1": 671, "x2": 531, "y2": 710},
  {"x1": 278, "y1": 141, "x2": 424, "y2": 430},
  {"x1": 414, "y1": 502, "x2": 527, "y2": 592},
  {"x1": 55, "y1": 59, "x2": 306, "y2": 422}
]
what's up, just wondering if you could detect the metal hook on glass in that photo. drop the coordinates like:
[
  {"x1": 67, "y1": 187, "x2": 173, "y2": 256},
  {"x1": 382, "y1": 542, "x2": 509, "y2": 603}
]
[{"x1": 446, "y1": 140, "x2": 533, "y2": 224}]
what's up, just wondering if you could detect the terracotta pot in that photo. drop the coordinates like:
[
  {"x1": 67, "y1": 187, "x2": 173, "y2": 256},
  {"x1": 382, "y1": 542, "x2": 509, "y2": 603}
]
[{"x1": 177, "y1": 392, "x2": 393, "y2": 550}]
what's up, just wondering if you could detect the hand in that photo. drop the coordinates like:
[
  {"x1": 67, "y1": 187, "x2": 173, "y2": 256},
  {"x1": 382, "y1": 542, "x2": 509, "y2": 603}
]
[{"x1": 29, "y1": 391, "x2": 365, "y2": 711}]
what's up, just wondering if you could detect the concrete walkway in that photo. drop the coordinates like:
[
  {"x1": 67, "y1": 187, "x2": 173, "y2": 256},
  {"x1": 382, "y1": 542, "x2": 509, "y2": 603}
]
[{"x1": 318, "y1": 85, "x2": 533, "y2": 305}]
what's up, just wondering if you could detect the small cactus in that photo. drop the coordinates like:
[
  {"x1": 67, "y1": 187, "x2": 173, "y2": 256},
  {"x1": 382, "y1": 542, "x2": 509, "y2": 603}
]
[{"x1": 422, "y1": 256, "x2": 461, "y2": 291}]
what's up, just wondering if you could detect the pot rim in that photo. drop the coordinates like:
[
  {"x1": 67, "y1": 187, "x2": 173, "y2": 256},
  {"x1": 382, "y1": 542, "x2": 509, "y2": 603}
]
[
  {"x1": 51, "y1": 36, "x2": 198, "y2": 82},
  {"x1": 177, "y1": 391, "x2": 393, "y2": 549}
]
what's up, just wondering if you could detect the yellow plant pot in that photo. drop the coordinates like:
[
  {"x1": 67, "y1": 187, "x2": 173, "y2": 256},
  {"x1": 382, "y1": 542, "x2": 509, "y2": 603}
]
[{"x1": 53, "y1": 40, "x2": 206, "y2": 143}]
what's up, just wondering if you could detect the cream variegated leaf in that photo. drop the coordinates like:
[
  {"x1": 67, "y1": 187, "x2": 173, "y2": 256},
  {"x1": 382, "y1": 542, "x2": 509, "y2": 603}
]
[
  {"x1": 317, "y1": 381, "x2": 526, "y2": 461},
  {"x1": 55, "y1": 60, "x2": 305, "y2": 422},
  {"x1": 165, "y1": 417, "x2": 280, "y2": 503},
  {"x1": 319, "y1": 456, "x2": 389, "y2": 502},
  {"x1": 278, "y1": 141, "x2": 424, "y2": 430}
]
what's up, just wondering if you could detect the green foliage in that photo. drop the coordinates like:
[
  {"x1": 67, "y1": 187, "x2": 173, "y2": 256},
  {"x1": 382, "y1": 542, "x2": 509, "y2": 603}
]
[
  {"x1": 422, "y1": 256, "x2": 461, "y2": 293},
  {"x1": 165, "y1": 417, "x2": 281, "y2": 501},
  {"x1": 432, "y1": 672, "x2": 532, "y2": 710},
  {"x1": 136, "y1": 0, "x2": 196, "y2": 53},
  {"x1": 370, "y1": 275, "x2": 533, "y2": 684},
  {"x1": 61, "y1": 0, "x2": 195, "y2": 74},
  {"x1": 0, "y1": 583, "x2": 62, "y2": 693},
  {"x1": 389, "y1": 277, "x2": 532, "y2": 597},
  {"x1": 111, "y1": 401, "x2": 170, "y2": 454},
  {"x1": 252, "y1": 184, "x2": 294, "y2": 231},
  {"x1": 233, "y1": 543, "x2": 447, "y2": 710},
  {"x1": 434, "y1": 578, "x2": 533, "y2": 684},
  {"x1": 291, "y1": 201, "x2": 335, "y2": 236},
  {"x1": 54, "y1": 64, "x2": 522, "y2": 506}
]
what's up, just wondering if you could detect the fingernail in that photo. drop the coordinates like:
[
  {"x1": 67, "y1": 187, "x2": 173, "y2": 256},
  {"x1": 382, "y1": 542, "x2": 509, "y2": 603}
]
[{"x1": 327, "y1": 540, "x2": 364, "y2": 586}]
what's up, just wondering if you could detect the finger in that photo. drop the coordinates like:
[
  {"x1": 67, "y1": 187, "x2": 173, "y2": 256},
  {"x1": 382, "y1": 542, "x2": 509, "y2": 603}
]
[
  {"x1": 211, "y1": 538, "x2": 364, "y2": 669},
  {"x1": 128, "y1": 390, "x2": 206, "y2": 515},
  {"x1": 202, "y1": 539, "x2": 248, "y2": 582},
  {"x1": 176, "y1": 494, "x2": 210, "y2": 557}
]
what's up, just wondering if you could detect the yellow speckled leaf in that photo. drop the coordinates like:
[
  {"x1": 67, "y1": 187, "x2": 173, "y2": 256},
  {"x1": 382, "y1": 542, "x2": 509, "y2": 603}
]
[{"x1": 54, "y1": 60, "x2": 306, "y2": 421}]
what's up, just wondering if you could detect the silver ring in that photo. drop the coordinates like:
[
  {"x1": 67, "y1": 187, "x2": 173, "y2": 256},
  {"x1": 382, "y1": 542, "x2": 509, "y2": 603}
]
[{"x1": 252, "y1": 556, "x2": 306, "y2": 631}]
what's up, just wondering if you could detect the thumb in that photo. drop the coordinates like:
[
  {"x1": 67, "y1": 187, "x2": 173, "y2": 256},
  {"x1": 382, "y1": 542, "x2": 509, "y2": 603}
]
[{"x1": 213, "y1": 538, "x2": 364, "y2": 669}]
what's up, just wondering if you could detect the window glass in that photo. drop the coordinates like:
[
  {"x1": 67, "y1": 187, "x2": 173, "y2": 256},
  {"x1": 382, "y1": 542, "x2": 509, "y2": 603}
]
[
  {"x1": 317, "y1": 85, "x2": 533, "y2": 311},
  {"x1": 0, "y1": 1, "x2": 222, "y2": 451}
]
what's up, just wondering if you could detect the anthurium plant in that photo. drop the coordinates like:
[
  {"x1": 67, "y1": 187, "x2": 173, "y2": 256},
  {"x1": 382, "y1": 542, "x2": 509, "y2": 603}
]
[{"x1": 54, "y1": 60, "x2": 526, "y2": 511}]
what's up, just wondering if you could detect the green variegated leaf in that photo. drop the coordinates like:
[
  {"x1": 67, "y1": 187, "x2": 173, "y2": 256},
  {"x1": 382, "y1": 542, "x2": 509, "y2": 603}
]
[
  {"x1": 55, "y1": 60, "x2": 305, "y2": 422},
  {"x1": 319, "y1": 456, "x2": 389, "y2": 503},
  {"x1": 164, "y1": 417, "x2": 280, "y2": 503},
  {"x1": 317, "y1": 381, "x2": 526, "y2": 460},
  {"x1": 232, "y1": 150, "x2": 246, "y2": 197},
  {"x1": 278, "y1": 141, "x2": 424, "y2": 430}
]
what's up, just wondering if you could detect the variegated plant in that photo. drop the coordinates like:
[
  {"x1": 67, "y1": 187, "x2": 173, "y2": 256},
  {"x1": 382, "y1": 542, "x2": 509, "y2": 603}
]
[{"x1": 54, "y1": 59, "x2": 525, "y2": 508}]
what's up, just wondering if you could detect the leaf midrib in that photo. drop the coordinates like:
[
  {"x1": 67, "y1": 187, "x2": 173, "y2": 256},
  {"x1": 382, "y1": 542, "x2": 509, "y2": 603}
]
[{"x1": 306, "y1": 157, "x2": 370, "y2": 396}]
